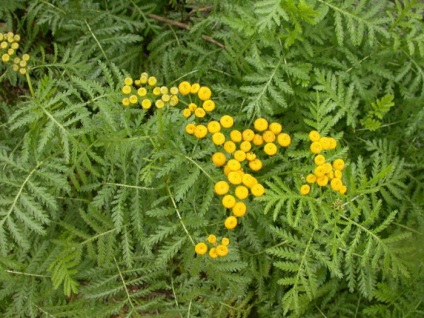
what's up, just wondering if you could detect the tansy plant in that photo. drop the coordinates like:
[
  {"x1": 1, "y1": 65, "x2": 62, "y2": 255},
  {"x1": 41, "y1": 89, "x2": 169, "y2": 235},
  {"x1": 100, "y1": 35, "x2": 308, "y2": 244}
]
[{"x1": 0, "y1": 1, "x2": 423, "y2": 317}]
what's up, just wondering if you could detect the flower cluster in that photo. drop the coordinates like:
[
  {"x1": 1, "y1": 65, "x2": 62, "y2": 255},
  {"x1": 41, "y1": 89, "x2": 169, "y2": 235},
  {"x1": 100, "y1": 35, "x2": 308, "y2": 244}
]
[
  {"x1": 300, "y1": 130, "x2": 347, "y2": 195},
  {"x1": 120, "y1": 73, "x2": 179, "y2": 109},
  {"x1": 0, "y1": 32, "x2": 30, "y2": 75},
  {"x1": 194, "y1": 235, "x2": 230, "y2": 258}
]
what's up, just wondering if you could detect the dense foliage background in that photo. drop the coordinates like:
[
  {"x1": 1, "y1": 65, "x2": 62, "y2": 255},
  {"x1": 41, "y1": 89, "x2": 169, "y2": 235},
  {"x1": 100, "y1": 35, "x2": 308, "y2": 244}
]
[{"x1": 0, "y1": 0, "x2": 423, "y2": 317}]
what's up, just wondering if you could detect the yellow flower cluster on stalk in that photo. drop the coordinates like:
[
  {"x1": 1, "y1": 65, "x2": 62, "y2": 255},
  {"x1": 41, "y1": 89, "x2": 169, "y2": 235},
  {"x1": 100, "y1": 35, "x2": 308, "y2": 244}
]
[
  {"x1": 300, "y1": 130, "x2": 347, "y2": 195},
  {"x1": 0, "y1": 32, "x2": 30, "y2": 75},
  {"x1": 194, "y1": 235, "x2": 230, "y2": 258},
  {"x1": 177, "y1": 81, "x2": 292, "y2": 258},
  {"x1": 120, "y1": 72, "x2": 179, "y2": 109}
]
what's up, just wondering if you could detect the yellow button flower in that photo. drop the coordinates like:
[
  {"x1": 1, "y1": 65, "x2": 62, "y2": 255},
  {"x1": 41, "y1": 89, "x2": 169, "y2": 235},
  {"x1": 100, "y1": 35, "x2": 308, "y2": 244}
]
[
  {"x1": 155, "y1": 100, "x2": 165, "y2": 109},
  {"x1": 153, "y1": 87, "x2": 161, "y2": 96},
  {"x1": 227, "y1": 171, "x2": 242, "y2": 185},
  {"x1": 141, "y1": 99, "x2": 152, "y2": 109},
  {"x1": 221, "y1": 237, "x2": 230, "y2": 246},
  {"x1": 223, "y1": 141, "x2": 236, "y2": 154},
  {"x1": 170, "y1": 86, "x2": 179, "y2": 95},
  {"x1": 190, "y1": 83, "x2": 200, "y2": 94},
  {"x1": 160, "y1": 86, "x2": 168, "y2": 94},
  {"x1": 194, "y1": 125, "x2": 208, "y2": 139},
  {"x1": 240, "y1": 141, "x2": 252, "y2": 152},
  {"x1": 230, "y1": 130, "x2": 242, "y2": 142},
  {"x1": 262, "y1": 131, "x2": 276, "y2": 143},
  {"x1": 182, "y1": 108, "x2": 192, "y2": 118},
  {"x1": 216, "y1": 244, "x2": 229, "y2": 256},
  {"x1": 330, "y1": 178, "x2": 343, "y2": 191},
  {"x1": 2, "y1": 53, "x2": 10, "y2": 62},
  {"x1": 277, "y1": 133, "x2": 291, "y2": 147},
  {"x1": 212, "y1": 132, "x2": 226, "y2": 146},
  {"x1": 214, "y1": 181, "x2": 230, "y2": 195},
  {"x1": 129, "y1": 95, "x2": 138, "y2": 104},
  {"x1": 235, "y1": 186, "x2": 249, "y2": 200},
  {"x1": 188, "y1": 103, "x2": 197, "y2": 111},
  {"x1": 124, "y1": 77, "x2": 133, "y2": 86},
  {"x1": 322, "y1": 163, "x2": 332, "y2": 174},
  {"x1": 254, "y1": 118, "x2": 268, "y2": 132},
  {"x1": 122, "y1": 85, "x2": 132, "y2": 94},
  {"x1": 334, "y1": 170, "x2": 342, "y2": 178},
  {"x1": 316, "y1": 175, "x2": 329, "y2": 187},
  {"x1": 320, "y1": 137, "x2": 331, "y2": 150},
  {"x1": 222, "y1": 195, "x2": 236, "y2": 209},
  {"x1": 178, "y1": 81, "x2": 191, "y2": 95},
  {"x1": 198, "y1": 86, "x2": 212, "y2": 101},
  {"x1": 161, "y1": 94, "x2": 171, "y2": 102},
  {"x1": 212, "y1": 152, "x2": 226, "y2": 167},
  {"x1": 207, "y1": 121, "x2": 221, "y2": 134},
  {"x1": 203, "y1": 100, "x2": 215, "y2": 112},
  {"x1": 339, "y1": 185, "x2": 347, "y2": 194},
  {"x1": 309, "y1": 130, "x2": 321, "y2": 142},
  {"x1": 137, "y1": 87, "x2": 147, "y2": 96},
  {"x1": 209, "y1": 247, "x2": 218, "y2": 258},
  {"x1": 251, "y1": 183, "x2": 265, "y2": 197},
  {"x1": 242, "y1": 174, "x2": 258, "y2": 188},
  {"x1": 242, "y1": 129, "x2": 255, "y2": 141},
  {"x1": 169, "y1": 95, "x2": 179, "y2": 106},
  {"x1": 227, "y1": 159, "x2": 241, "y2": 171},
  {"x1": 220, "y1": 115, "x2": 234, "y2": 128},
  {"x1": 264, "y1": 143, "x2": 277, "y2": 156},
  {"x1": 328, "y1": 137, "x2": 337, "y2": 149},
  {"x1": 300, "y1": 184, "x2": 310, "y2": 195},
  {"x1": 195, "y1": 242, "x2": 208, "y2": 255},
  {"x1": 246, "y1": 152, "x2": 256, "y2": 161},
  {"x1": 333, "y1": 159, "x2": 345, "y2": 170},
  {"x1": 306, "y1": 174, "x2": 317, "y2": 183},
  {"x1": 233, "y1": 150, "x2": 246, "y2": 162},
  {"x1": 269, "y1": 122, "x2": 282, "y2": 134},
  {"x1": 314, "y1": 166, "x2": 326, "y2": 177},
  {"x1": 252, "y1": 134, "x2": 264, "y2": 146},
  {"x1": 232, "y1": 202, "x2": 247, "y2": 217},
  {"x1": 249, "y1": 158, "x2": 263, "y2": 171},
  {"x1": 314, "y1": 155, "x2": 326, "y2": 166},
  {"x1": 194, "y1": 108, "x2": 206, "y2": 118},
  {"x1": 207, "y1": 234, "x2": 217, "y2": 244},
  {"x1": 122, "y1": 98, "x2": 130, "y2": 107},
  {"x1": 185, "y1": 123, "x2": 196, "y2": 135},
  {"x1": 310, "y1": 141, "x2": 322, "y2": 154},
  {"x1": 148, "y1": 76, "x2": 157, "y2": 86},
  {"x1": 224, "y1": 216, "x2": 237, "y2": 229}
]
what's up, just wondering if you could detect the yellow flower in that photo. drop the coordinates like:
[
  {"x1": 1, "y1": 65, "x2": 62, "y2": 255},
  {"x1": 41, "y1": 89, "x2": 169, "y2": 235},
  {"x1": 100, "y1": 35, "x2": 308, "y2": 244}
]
[
  {"x1": 314, "y1": 155, "x2": 326, "y2": 166},
  {"x1": 300, "y1": 184, "x2": 310, "y2": 195},
  {"x1": 227, "y1": 171, "x2": 243, "y2": 185},
  {"x1": 328, "y1": 137, "x2": 337, "y2": 149},
  {"x1": 12, "y1": 64, "x2": 18, "y2": 72},
  {"x1": 277, "y1": 133, "x2": 291, "y2": 147},
  {"x1": 322, "y1": 163, "x2": 332, "y2": 174},
  {"x1": 209, "y1": 247, "x2": 218, "y2": 258},
  {"x1": 122, "y1": 85, "x2": 131, "y2": 94},
  {"x1": 195, "y1": 242, "x2": 208, "y2": 255},
  {"x1": 161, "y1": 94, "x2": 171, "y2": 102},
  {"x1": 310, "y1": 141, "x2": 322, "y2": 154},
  {"x1": 148, "y1": 76, "x2": 157, "y2": 86},
  {"x1": 339, "y1": 185, "x2": 347, "y2": 194},
  {"x1": 22, "y1": 54, "x2": 30, "y2": 61},
  {"x1": 160, "y1": 86, "x2": 168, "y2": 94},
  {"x1": 122, "y1": 98, "x2": 130, "y2": 107},
  {"x1": 309, "y1": 130, "x2": 320, "y2": 142},
  {"x1": 140, "y1": 74, "x2": 148, "y2": 84},
  {"x1": 306, "y1": 174, "x2": 317, "y2": 183},
  {"x1": 129, "y1": 95, "x2": 138, "y2": 104},
  {"x1": 212, "y1": 152, "x2": 227, "y2": 167},
  {"x1": 264, "y1": 143, "x2": 277, "y2": 156},
  {"x1": 11, "y1": 42, "x2": 18, "y2": 50},
  {"x1": 262, "y1": 131, "x2": 276, "y2": 143},
  {"x1": 230, "y1": 130, "x2": 242, "y2": 143},
  {"x1": 207, "y1": 121, "x2": 221, "y2": 134},
  {"x1": 333, "y1": 159, "x2": 345, "y2": 171},
  {"x1": 214, "y1": 181, "x2": 230, "y2": 195},
  {"x1": 155, "y1": 100, "x2": 165, "y2": 108},
  {"x1": 222, "y1": 195, "x2": 236, "y2": 209},
  {"x1": 194, "y1": 125, "x2": 208, "y2": 139},
  {"x1": 170, "y1": 86, "x2": 179, "y2": 95},
  {"x1": 178, "y1": 81, "x2": 191, "y2": 95},
  {"x1": 203, "y1": 100, "x2": 215, "y2": 112},
  {"x1": 169, "y1": 95, "x2": 179, "y2": 106},
  {"x1": 220, "y1": 115, "x2": 234, "y2": 128},
  {"x1": 316, "y1": 175, "x2": 329, "y2": 187},
  {"x1": 134, "y1": 80, "x2": 141, "y2": 86},
  {"x1": 314, "y1": 166, "x2": 326, "y2": 177},
  {"x1": 185, "y1": 123, "x2": 196, "y2": 135},
  {"x1": 141, "y1": 99, "x2": 152, "y2": 109},
  {"x1": 251, "y1": 183, "x2": 265, "y2": 197},
  {"x1": 330, "y1": 178, "x2": 343, "y2": 191},
  {"x1": 137, "y1": 87, "x2": 147, "y2": 96},
  {"x1": 239, "y1": 141, "x2": 252, "y2": 152},
  {"x1": 13, "y1": 34, "x2": 21, "y2": 42},
  {"x1": 334, "y1": 170, "x2": 342, "y2": 178},
  {"x1": 194, "y1": 108, "x2": 206, "y2": 118},
  {"x1": 224, "y1": 216, "x2": 237, "y2": 229},
  {"x1": 232, "y1": 202, "x2": 247, "y2": 217},
  {"x1": 242, "y1": 129, "x2": 255, "y2": 141},
  {"x1": 319, "y1": 137, "x2": 331, "y2": 150},
  {"x1": 212, "y1": 132, "x2": 226, "y2": 146},
  {"x1": 198, "y1": 86, "x2": 212, "y2": 101},
  {"x1": 223, "y1": 141, "x2": 236, "y2": 154},
  {"x1": 153, "y1": 87, "x2": 161, "y2": 96},
  {"x1": 182, "y1": 108, "x2": 192, "y2": 118},
  {"x1": 188, "y1": 103, "x2": 197, "y2": 111},
  {"x1": 124, "y1": 77, "x2": 133, "y2": 86},
  {"x1": 242, "y1": 174, "x2": 258, "y2": 188},
  {"x1": 207, "y1": 234, "x2": 217, "y2": 244},
  {"x1": 246, "y1": 152, "x2": 256, "y2": 161},
  {"x1": 254, "y1": 118, "x2": 268, "y2": 132},
  {"x1": 252, "y1": 134, "x2": 264, "y2": 146},
  {"x1": 1, "y1": 54, "x2": 10, "y2": 62},
  {"x1": 269, "y1": 122, "x2": 282, "y2": 134},
  {"x1": 7, "y1": 48, "x2": 14, "y2": 56},
  {"x1": 216, "y1": 245, "x2": 229, "y2": 256},
  {"x1": 221, "y1": 237, "x2": 230, "y2": 246},
  {"x1": 0, "y1": 42, "x2": 8, "y2": 49},
  {"x1": 190, "y1": 83, "x2": 200, "y2": 94},
  {"x1": 235, "y1": 185, "x2": 249, "y2": 200},
  {"x1": 249, "y1": 158, "x2": 263, "y2": 171},
  {"x1": 233, "y1": 150, "x2": 246, "y2": 162},
  {"x1": 227, "y1": 159, "x2": 241, "y2": 171}
]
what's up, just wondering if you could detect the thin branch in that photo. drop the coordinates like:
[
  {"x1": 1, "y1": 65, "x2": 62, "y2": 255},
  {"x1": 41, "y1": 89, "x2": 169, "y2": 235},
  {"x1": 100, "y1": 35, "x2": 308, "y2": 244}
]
[{"x1": 147, "y1": 14, "x2": 225, "y2": 49}]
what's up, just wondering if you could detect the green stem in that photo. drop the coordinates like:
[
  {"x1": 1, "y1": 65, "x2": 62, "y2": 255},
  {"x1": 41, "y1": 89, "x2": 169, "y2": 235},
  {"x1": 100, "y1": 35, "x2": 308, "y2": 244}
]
[{"x1": 25, "y1": 72, "x2": 34, "y2": 97}]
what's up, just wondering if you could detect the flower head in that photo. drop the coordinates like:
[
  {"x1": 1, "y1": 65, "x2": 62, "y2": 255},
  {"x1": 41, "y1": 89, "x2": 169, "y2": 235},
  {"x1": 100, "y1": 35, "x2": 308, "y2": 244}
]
[
  {"x1": 232, "y1": 201, "x2": 247, "y2": 217},
  {"x1": 195, "y1": 242, "x2": 208, "y2": 255},
  {"x1": 224, "y1": 216, "x2": 237, "y2": 229}
]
